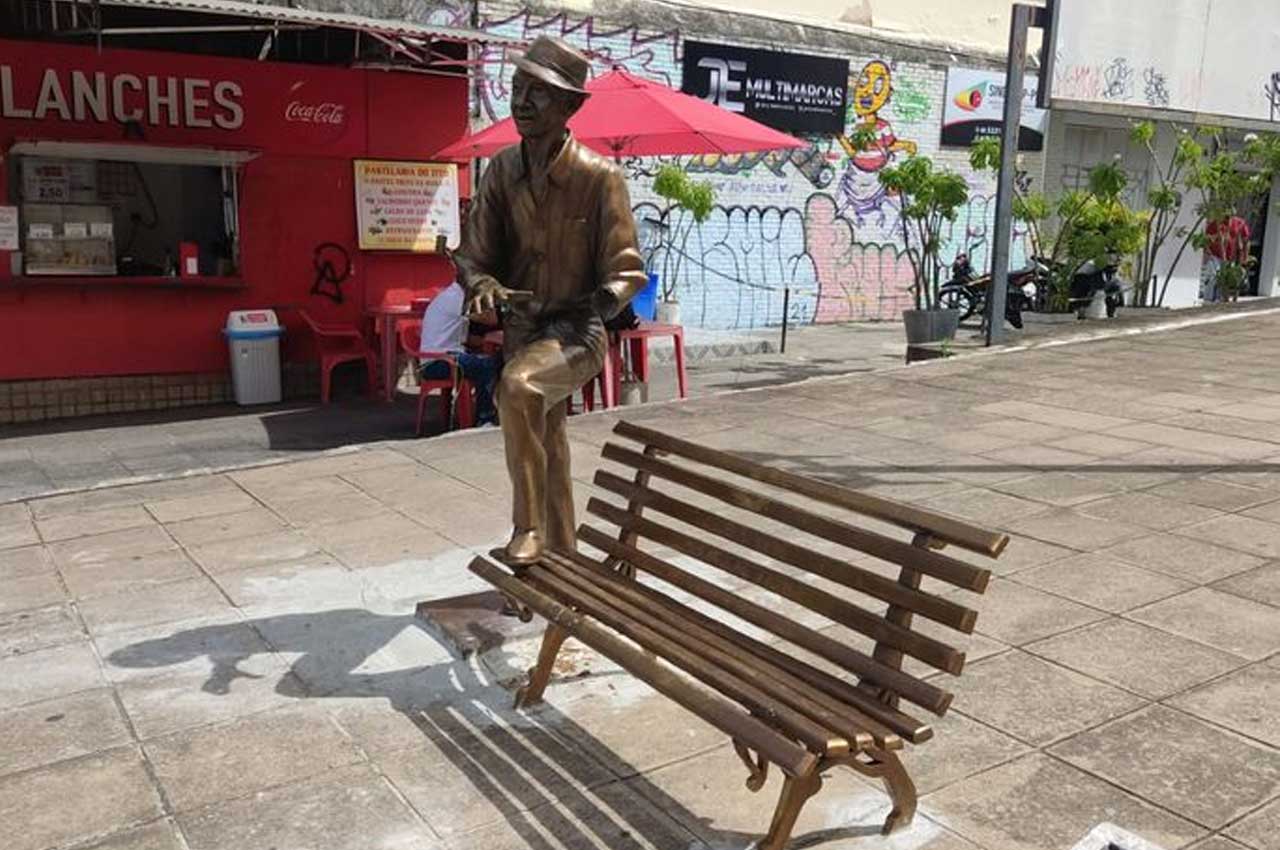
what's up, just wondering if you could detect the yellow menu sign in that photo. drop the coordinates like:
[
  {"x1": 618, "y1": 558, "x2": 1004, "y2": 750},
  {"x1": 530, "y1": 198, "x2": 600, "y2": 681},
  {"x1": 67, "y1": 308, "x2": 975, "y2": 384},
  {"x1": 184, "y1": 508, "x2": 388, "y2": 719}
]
[{"x1": 353, "y1": 160, "x2": 460, "y2": 252}]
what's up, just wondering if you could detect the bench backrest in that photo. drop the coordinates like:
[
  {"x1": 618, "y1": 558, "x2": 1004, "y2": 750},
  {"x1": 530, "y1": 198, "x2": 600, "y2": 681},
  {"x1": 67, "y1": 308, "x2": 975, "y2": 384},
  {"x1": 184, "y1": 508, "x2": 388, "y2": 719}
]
[{"x1": 580, "y1": 421, "x2": 1008, "y2": 724}]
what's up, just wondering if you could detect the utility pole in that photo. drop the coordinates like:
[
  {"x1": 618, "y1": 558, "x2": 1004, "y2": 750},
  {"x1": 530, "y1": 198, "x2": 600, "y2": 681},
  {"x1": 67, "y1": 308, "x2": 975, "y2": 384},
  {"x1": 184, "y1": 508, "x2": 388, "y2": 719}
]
[{"x1": 986, "y1": 1, "x2": 1056, "y2": 346}]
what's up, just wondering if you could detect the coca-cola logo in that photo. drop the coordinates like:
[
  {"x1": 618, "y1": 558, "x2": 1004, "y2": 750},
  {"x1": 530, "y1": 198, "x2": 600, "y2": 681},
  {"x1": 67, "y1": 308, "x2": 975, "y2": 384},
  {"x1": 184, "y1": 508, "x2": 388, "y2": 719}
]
[{"x1": 285, "y1": 100, "x2": 345, "y2": 125}]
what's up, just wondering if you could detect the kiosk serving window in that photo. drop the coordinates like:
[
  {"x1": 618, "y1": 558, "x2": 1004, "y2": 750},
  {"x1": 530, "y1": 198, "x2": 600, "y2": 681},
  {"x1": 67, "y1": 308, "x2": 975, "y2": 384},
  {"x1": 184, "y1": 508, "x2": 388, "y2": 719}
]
[{"x1": 7, "y1": 143, "x2": 251, "y2": 279}]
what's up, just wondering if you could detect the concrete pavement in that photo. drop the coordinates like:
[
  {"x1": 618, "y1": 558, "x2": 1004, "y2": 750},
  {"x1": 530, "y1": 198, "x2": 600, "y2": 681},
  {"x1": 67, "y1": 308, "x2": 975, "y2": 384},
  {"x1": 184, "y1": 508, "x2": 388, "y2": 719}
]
[{"x1": 4, "y1": 308, "x2": 1280, "y2": 850}]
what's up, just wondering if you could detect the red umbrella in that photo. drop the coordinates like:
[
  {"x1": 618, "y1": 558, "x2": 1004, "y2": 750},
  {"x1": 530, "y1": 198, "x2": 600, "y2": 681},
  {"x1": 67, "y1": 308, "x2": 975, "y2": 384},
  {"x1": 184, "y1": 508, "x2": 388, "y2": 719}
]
[{"x1": 437, "y1": 67, "x2": 807, "y2": 160}]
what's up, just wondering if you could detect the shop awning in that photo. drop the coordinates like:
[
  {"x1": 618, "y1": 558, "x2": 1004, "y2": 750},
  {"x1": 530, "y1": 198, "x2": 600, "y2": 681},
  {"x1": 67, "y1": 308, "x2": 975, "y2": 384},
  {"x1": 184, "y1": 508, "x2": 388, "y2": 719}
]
[{"x1": 10, "y1": 140, "x2": 260, "y2": 167}]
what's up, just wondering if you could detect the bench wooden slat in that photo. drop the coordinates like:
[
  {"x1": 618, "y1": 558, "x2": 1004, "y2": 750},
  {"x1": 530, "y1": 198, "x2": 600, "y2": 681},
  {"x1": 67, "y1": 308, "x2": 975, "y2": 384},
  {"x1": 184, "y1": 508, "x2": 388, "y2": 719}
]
[
  {"x1": 588, "y1": 496, "x2": 967, "y2": 676},
  {"x1": 613, "y1": 421, "x2": 1009, "y2": 558},
  {"x1": 578, "y1": 526, "x2": 953, "y2": 717},
  {"x1": 543, "y1": 550, "x2": 895, "y2": 751},
  {"x1": 596, "y1": 461, "x2": 984, "y2": 625},
  {"x1": 468, "y1": 555, "x2": 818, "y2": 777},
  {"x1": 522, "y1": 565, "x2": 851, "y2": 757},
  {"x1": 554, "y1": 547, "x2": 926, "y2": 747}
]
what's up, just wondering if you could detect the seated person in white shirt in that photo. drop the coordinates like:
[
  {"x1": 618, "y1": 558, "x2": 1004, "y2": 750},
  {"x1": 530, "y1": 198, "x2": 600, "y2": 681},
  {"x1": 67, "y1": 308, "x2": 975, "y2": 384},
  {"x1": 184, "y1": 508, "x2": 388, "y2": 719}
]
[{"x1": 419, "y1": 280, "x2": 501, "y2": 426}]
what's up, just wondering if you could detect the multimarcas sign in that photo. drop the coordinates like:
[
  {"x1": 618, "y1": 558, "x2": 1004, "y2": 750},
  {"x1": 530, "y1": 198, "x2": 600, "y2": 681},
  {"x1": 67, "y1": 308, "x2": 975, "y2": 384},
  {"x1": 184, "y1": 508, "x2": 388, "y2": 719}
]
[
  {"x1": 681, "y1": 41, "x2": 849, "y2": 135},
  {"x1": 0, "y1": 38, "x2": 366, "y2": 156}
]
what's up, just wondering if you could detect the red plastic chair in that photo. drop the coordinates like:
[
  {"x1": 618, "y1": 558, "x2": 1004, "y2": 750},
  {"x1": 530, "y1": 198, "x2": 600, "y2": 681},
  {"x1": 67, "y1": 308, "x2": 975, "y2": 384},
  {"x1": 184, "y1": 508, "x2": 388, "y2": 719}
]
[
  {"x1": 298, "y1": 310, "x2": 378, "y2": 404},
  {"x1": 398, "y1": 321, "x2": 474, "y2": 435}
]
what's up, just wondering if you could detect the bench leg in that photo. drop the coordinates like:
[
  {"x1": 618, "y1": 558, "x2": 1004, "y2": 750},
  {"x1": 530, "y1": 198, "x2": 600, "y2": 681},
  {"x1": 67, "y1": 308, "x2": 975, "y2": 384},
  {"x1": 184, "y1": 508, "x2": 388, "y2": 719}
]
[
  {"x1": 846, "y1": 749, "x2": 917, "y2": 835},
  {"x1": 513, "y1": 623, "x2": 569, "y2": 709},
  {"x1": 758, "y1": 770, "x2": 822, "y2": 850}
]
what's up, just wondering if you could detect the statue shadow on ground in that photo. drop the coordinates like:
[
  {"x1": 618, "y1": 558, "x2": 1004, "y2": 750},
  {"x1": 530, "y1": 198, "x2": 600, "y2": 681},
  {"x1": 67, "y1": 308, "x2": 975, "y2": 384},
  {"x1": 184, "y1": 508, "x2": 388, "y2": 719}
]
[{"x1": 106, "y1": 608, "x2": 889, "y2": 850}]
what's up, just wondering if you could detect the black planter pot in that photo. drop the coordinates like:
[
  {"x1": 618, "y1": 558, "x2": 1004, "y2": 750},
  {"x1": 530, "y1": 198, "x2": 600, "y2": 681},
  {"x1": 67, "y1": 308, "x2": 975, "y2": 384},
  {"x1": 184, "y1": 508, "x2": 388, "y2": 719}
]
[{"x1": 902, "y1": 308, "x2": 961, "y2": 345}]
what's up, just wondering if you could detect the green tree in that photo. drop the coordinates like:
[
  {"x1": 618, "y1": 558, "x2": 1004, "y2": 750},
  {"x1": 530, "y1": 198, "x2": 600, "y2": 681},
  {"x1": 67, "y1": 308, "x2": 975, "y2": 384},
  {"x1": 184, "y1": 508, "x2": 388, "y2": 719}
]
[
  {"x1": 651, "y1": 164, "x2": 716, "y2": 302},
  {"x1": 878, "y1": 155, "x2": 970, "y2": 310}
]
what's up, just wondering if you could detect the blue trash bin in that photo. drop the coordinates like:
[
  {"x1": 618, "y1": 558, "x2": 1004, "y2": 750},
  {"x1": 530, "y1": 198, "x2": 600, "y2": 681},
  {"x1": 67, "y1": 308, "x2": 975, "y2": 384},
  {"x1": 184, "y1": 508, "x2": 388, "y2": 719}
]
[{"x1": 631, "y1": 273, "x2": 659, "y2": 321}]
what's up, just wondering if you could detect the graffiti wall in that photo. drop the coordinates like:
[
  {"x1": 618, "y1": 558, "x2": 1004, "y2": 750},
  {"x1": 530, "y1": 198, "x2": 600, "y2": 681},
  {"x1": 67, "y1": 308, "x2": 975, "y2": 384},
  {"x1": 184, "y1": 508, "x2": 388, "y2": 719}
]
[{"x1": 468, "y1": 2, "x2": 1038, "y2": 328}]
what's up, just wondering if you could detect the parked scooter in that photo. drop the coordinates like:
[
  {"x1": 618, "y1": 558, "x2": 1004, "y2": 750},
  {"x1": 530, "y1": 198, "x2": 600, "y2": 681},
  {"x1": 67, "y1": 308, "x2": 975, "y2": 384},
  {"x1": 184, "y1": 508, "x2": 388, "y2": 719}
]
[
  {"x1": 939, "y1": 253, "x2": 1038, "y2": 329},
  {"x1": 1070, "y1": 259, "x2": 1125, "y2": 318}
]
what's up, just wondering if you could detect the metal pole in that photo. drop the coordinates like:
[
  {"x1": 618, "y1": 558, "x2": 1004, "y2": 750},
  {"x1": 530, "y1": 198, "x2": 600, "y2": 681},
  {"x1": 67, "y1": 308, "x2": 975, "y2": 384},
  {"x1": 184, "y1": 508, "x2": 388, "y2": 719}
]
[
  {"x1": 985, "y1": 3, "x2": 1033, "y2": 346},
  {"x1": 780, "y1": 287, "x2": 790, "y2": 354}
]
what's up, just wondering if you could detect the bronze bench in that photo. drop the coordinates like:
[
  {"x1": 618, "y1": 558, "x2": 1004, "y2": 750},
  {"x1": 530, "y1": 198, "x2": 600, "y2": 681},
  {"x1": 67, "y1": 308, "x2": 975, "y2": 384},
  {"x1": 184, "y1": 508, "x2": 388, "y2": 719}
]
[{"x1": 469, "y1": 420, "x2": 1008, "y2": 849}]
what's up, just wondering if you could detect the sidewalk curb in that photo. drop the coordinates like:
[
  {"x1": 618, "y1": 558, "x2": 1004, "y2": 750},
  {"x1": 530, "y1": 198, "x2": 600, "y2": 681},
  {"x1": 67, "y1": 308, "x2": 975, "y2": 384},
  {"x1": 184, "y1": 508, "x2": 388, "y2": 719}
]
[{"x1": 8, "y1": 302, "x2": 1280, "y2": 506}]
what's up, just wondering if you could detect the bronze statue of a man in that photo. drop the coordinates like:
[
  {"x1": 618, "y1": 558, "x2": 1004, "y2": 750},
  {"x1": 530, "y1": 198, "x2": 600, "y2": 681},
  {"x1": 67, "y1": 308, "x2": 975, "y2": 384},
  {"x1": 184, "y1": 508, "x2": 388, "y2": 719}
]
[{"x1": 456, "y1": 36, "x2": 646, "y2": 565}]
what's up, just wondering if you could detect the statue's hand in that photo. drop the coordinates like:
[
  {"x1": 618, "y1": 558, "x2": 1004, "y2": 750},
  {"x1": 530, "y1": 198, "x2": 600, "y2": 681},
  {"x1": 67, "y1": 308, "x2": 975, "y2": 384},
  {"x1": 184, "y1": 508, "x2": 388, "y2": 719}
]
[{"x1": 466, "y1": 279, "x2": 533, "y2": 316}]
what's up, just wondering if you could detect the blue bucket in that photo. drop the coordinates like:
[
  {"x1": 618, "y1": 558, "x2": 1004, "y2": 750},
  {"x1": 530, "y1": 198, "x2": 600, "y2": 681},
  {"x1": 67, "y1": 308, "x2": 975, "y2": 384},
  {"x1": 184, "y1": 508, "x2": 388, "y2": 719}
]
[{"x1": 631, "y1": 273, "x2": 659, "y2": 321}]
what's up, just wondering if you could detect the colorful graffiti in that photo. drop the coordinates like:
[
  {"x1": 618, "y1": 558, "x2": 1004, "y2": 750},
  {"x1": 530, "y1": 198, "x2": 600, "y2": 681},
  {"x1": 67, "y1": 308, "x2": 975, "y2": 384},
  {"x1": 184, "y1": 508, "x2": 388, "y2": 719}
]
[
  {"x1": 835, "y1": 60, "x2": 920, "y2": 224},
  {"x1": 889, "y1": 78, "x2": 933, "y2": 123},
  {"x1": 684, "y1": 145, "x2": 837, "y2": 190}
]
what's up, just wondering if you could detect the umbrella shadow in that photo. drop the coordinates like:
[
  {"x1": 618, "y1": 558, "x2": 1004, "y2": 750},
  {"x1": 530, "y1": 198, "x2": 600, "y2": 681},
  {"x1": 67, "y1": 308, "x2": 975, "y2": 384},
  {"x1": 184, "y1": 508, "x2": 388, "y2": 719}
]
[{"x1": 106, "y1": 607, "x2": 882, "y2": 850}]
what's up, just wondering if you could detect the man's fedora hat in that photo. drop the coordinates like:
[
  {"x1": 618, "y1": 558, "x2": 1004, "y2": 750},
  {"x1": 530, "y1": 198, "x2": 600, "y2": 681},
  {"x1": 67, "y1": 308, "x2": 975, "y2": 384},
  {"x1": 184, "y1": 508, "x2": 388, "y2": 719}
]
[{"x1": 514, "y1": 36, "x2": 590, "y2": 95}]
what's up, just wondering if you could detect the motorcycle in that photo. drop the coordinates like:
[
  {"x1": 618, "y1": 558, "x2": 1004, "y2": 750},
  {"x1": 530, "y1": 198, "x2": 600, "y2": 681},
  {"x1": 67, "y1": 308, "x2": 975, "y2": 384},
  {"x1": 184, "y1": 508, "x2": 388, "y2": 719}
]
[
  {"x1": 1070, "y1": 258, "x2": 1125, "y2": 318},
  {"x1": 938, "y1": 253, "x2": 1039, "y2": 330}
]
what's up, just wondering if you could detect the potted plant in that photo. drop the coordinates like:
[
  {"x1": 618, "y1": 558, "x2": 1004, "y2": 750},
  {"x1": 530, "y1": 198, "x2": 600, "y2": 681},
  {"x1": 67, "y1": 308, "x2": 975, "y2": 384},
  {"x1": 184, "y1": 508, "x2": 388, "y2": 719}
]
[
  {"x1": 877, "y1": 154, "x2": 969, "y2": 344},
  {"x1": 650, "y1": 163, "x2": 715, "y2": 325}
]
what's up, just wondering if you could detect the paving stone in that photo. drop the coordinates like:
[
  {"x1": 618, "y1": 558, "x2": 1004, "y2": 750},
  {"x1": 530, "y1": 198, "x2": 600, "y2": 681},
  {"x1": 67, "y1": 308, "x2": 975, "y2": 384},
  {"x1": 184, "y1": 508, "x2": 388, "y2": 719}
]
[
  {"x1": 977, "y1": 535, "x2": 1078, "y2": 576},
  {"x1": 186, "y1": 528, "x2": 322, "y2": 574},
  {"x1": 35, "y1": 505, "x2": 156, "y2": 543},
  {"x1": 59, "y1": 548, "x2": 203, "y2": 600},
  {"x1": 77, "y1": 820, "x2": 186, "y2": 850},
  {"x1": 1050, "y1": 706, "x2": 1280, "y2": 829},
  {"x1": 1005, "y1": 510, "x2": 1146, "y2": 551},
  {"x1": 0, "y1": 747, "x2": 163, "y2": 850},
  {"x1": 146, "y1": 704, "x2": 364, "y2": 811},
  {"x1": 177, "y1": 763, "x2": 438, "y2": 850},
  {"x1": 164, "y1": 508, "x2": 286, "y2": 548},
  {"x1": 0, "y1": 570, "x2": 67, "y2": 614},
  {"x1": 1011, "y1": 553, "x2": 1194, "y2": 613},
  {"x1": 78, "y1": 577, "x2": 233, "y2": 637},
  {"x1": 271, "y1": 492, "x2": 388, "y2": 528},
  {"x1": 1215, "y1": 562, "x2": 1280, "y2": 607},
  {"x1": 973, "y1": 400, "x2": 1133, "y2": 432},
  {"x1": 0, "y1": 518, "x2": 40, "y2": 550},
  {"x1": 0, "y1": 640, "x2": 105, "y2": 710},
  {"x1": 210, "y1": 554, "x2": 360, "y2": 613},
  {"x1": 1148, "y1": 478, "x2": 1279, "y2": 512},
  {"x1": 48, "y1": 525, "x2": 178, "y2": 569},
  {"x1": 896, "y1": 709, "x2": 1030, "y2": 796},
  {"x1": 0, "y1": 603, "x2": 83, "y2": 656},
  {"x1": 964, "y1": 578, "x2": 1107, "y2": 645},
  {"x1": 1227, "y1": 797, "x2": 1280, "y2": 850},
  {"x1": 1179, "y1": 514, "x2": 1280, "y2": 560},
  {"x1": 1076, "y1": 491, "x2": 1224, "y2": 531},
  {"x1": 1108, "y1": 423, "x2": 1278, "y2": 461},
  {"x1": 925, "y1": 753, "x2": 1205, "y2": 850},
  {"x1": 0, "y1": 544, "x2": 52, "y2": 581},
  {"x1": 1129, "y1": 587, "x2": 1280, "y2": 660},
  {"x1": 1046, "y1": 433, "x2": 1154, "y2": 458},
  {"x1": 144, "y1": 490, "x2": 259, "y2": 524},
  {"x1": 994, "y1": 473, "x2": 1131, "y2": 508},
  {"x1": 1169, "y1": 663, "x2": 1280, "y2": 749},
  {"x1": 918, "y1": 488, "x2": 1051, "y2": 527},
  {"x1": 0, "y1": 688, "x2": 132, "y2": 776},
  {"x1": 1026, "y1": 617, "x2": 1247, "y2": 700},
  {"x1": 1188, "y1": 837, "x2": 1253, "y2": 850},
  {"x1": 947, "y1": 650, "x2": 1146, "y2": 746},
  {"x1": 1099, "y1": 533, "x2": 1266, "y2": 583}
]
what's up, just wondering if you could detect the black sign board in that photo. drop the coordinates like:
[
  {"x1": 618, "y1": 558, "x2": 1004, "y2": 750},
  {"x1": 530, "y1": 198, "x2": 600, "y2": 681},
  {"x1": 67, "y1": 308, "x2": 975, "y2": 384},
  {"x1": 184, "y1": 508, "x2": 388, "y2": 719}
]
[{"x1": 681, "y1": 41, "x2": 849, "y2": 135}]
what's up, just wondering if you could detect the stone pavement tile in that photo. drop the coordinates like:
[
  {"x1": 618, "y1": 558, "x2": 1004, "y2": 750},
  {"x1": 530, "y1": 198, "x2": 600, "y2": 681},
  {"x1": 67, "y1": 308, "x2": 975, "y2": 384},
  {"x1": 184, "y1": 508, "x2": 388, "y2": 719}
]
[
  {"x1": 164, "y1": 508, "x2": 286, "y2": 548},
  {"x1": 29, "y1": 486, "x2": 149, "y2": 520},
  {"x1": 0, "y1": 603, "x2": 84, "y2": 655},
  {"x1": 1005, "y1": 509, "x2": 1145, "y2": 551},
  {"x1": 450, "y1": 776, "x2": 705, "y2": 850},
  {"x1": 48, "y1": 524, "x2": 178, "y2": 569},
  {"x1": 1210, "y1": 463, "x2": 1280, "y2": 493},
  {"x1": 918, "y1": 488, "x2": 1051, "y2": 526},
  {"x1": 0, "y1": 640, "x2": 105, "y2": 710},
  {"x1": 983, "y1": 444, "x2": 1100, "y2": 470},
  {"x1": 1188, "y1": 837, "x2": 1253, "y2": 850},
  {"x1": 1011, "y1": 553, "x2": 1194, "y2": 613},
  {"x1": 0, "y1": 746, "x2": 164, "y2": 850},
  {"x1": 328, "y1": 698, "x2": 438, "y2": 759},
  {"x1": 1148, "y1": 477, "x2": 1280, "y2": 512},
  {"x1": 1077, "y1": 491, "x2": 1224, "y2": 531},
  {"x1": 1109, "y1": 423, "x2": 1279, "y2": 461},
  {"x1": 1026, "y1": 618, "x2": 1247, "y2": 700},
  {"x1": 177, "y1": 763, "x2": 439, "y2": 850},
  {"x1": 60, "y1": 548, "x2": 203, "y2": 600},
  {"x1": 96, "y1": 615, "x2": 265, "y2": 683},
  {"x1": 304, "y1": 509, "x2": 437, "y2": 550},
  {"x1": 947, "y1": 650, "x2": 1146, "y2": 747},
  {"x1": 1243, "y1": 499, "x2": 1280, "y2": 525},
  {"x1": 929, "y1": 454, "x2": 1049, "y2": 488},
  {"x1": 1216, "y1": 562, "x2": 1280, "y2": 607},
  {"x1": 271, "y1": 492, "x2": 388, "y2": 529},
  {"x1": 1130, "y1": 587, "x2": 1280, "y2": 660},
  {"x1": 1169, "y1": 663, "x2": 1280, "y2": 749},
  {"x1": 0, "y1": 570, "x2": 66, "y2": 614},
  {"x1": 925, "y1": 753, "x2": 1206, "y2": 850},
  {"x1": 1165, "y1": 411, "x2": 1280, "y2": 445},
  {"x1": 186, "y1": 528, "x2": 321, "y2": 575},
  {"x1": 144, "y1": 490, "x2": 259, "y2": 524},
  {"x1": 930, "y1": 429, "x2": 1024, "y2": 456},
  {"x1": 1209, "y1": 402, "x2": 1280, "y2": 422},
  {"x1": 994, "y1": 473, "x2": 1130, "y2": 508},
  {"x1": 79, "y1": 820, "x2": 186, "y2": 850},
  {"x1": 146, "y1": 704, "x2": 365, "y2": 811},
  {"x1": 0, "y1": 544, "x2": 51, "y2": 580},
  {"x1": 975, "y1": 535, "x2": 1078, "y2": 577},
  {"x1": 1100, "y1": 532, "x2": 1266, "y2": 583},
  {"x1": 325, "y1": 525, "x2": 457, "y2": 571},
  {"x1": 0, "y1": 516, "x2": 39, "y2": 550},
  {"x1": 1046, "y1": 432, "x2": 1155, "y2": 458},
  {"x1": 379, "y1": 702, "x2": 618, "y2": 842},
  {"x1": 897, "y1": 709, "x2": 1030, "y2": 796},
  {"x1": 1227, "y1": 797, "x2": 1280, "y2": 850},
  {"x1": 35, "y1": 505, "x2": 155, "y2": 543},
  {"x1": 234, "y1": 472, "x2": 365, "y2": 506},
  {"x1": 0, "y1": 688, "x2": 132, "y2": 776},
  {"x1": 964, "y1": 578, "x2": 1107, "y2": 645},
  {"x1": 78, "y1": 577, "x2": 233, "y2": 636},
  {"x1": 1142, "y1": 392, "x2": 1232, "y2": 411},
  {"x1": 1050, "y1": 705, "x2": 1280, "y2": 829},
  {"x1": 210, "y1": 554, "x2": 360, "y2": 614},
  {"x1": 973, "y1": 400, "x2": 1133, "y2": 432}
]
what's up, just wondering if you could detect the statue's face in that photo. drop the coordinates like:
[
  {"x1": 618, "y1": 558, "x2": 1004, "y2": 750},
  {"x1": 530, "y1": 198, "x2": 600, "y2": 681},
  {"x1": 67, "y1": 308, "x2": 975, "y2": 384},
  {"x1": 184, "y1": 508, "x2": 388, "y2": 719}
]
[{"x1": 511, "y1": 70, "x2": 579, "y2": 140}]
